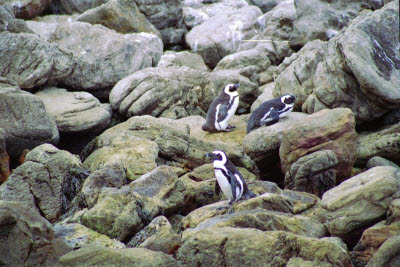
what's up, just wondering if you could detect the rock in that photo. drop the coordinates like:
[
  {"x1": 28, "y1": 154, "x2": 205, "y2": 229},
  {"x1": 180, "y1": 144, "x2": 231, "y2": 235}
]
[
  {"x1": 0, "y1": 5, "x2": 33, "y2": 33},
  {"x1": 0, "y1": 144, "x2": 87, "y2": 222},
  {"x1": 77, "y1": 0, "x2": 161, "y2": 36},
  {"x1": 54, "y1": 222, "x2": 125, "y2": 249},
  {"x1": 157, "y1": 51, "x2": 209, "y2": 71},
  {"x1": 51, "y1": 21, "x2": 163, "y2": 98},
  {"x1": 321, "y1": 166, "x2": 400, "y2": 239},
  {"x1": 0, "y1": 200, "x2": 71, "y2": 266},
  {"x1": 127, "y1": 216, "x2": 181, "y2": 255},
  {"x1": 0, "y1": 87, "x2": 59, "y2": 158},
  {"x1": 49, "y1": 0, "x2": 97, "y2": 14},
  {"x1": 356, "y1": 123, "x2": 400, "y2": 167},
  {"x1": 86, "y1": 115, "x2": 257, "y2": 171},
  {"x1": 109, "y1": 66, "x2": 259, "y2": 119},
  {"x1": 0, "y1": 129, "x2": 10, "y2": 184},
  {"x1": 188, "y1": 208, "x2": 328, "y2": 238},
  {"x1": 273, "y1": 39, "x2": 327, "y2": 109},
  {"x1": 387, "y1": 199, "x2": 400, "y2": 224},
  {"x1": 35, "y1": 87, "x2": 112, "y2": 133},
  {"x1": 290, "y1": 0, "x2": 383, "y2": 49},
  {"x1": 247, "y1": 0, "x2": 283, "y2": 13},
  {"x1": 250, "y1": 82, "x2": 275, "y2": 111},
  {"x1": 186, "y1": 5, "x2": 262, "y2": 68},
  {"x1": 0, "y1": 31, "x2": 73, "y2": 89},
  {"x1": 84, "y1": 138, "x2": 159, "y2": 181},
  {"x1": 284, "y1": 150, "x2": 338, "y2": 198},
  {"x1": 58, "y1": 246, "x2": 178, "y2": 266},
  {"x1": 366, "y1": 234, "x2": 400, "y2": 267},
  {"x1": 352, "y1": 221, "x2": 400, "y2": 265},
  {"x1": 367, "y1": 156, "x2": 400, "y2": 170},
  {"x1": 243, "y1": 112, "x2": 308, "y2": 183},
  {"x1": 3, "y1": 0, "x2": 51, "y2": 19},
  {"x1": 81, "y1": 164, "x2": 128, "y2": 208},
  {"x1": 177, "y1": 227, "x2": 351, "y2": 266},
  {"x1": 301, "y1": 2, "x2": 400, "y2": 124},
  {"x1": 279, "y1": 108, "x2": 357, "y2": 183}
]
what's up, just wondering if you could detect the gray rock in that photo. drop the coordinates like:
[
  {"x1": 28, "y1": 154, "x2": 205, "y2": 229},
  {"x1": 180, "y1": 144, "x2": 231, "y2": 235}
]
[
  {"x1": 51, "y1": 21, "x2": 163, "y2": 98},
  {"x1": 77, "y1": 0, "x2": 161, "y2": 37},
  {"x1": 367, "y1": 156, "x2": 400, "y2": 170},
  {"x1": 3, "y1": 0, "x2": 51, "y2": 19},
  {"x1": 247, "y1": 0, "x2": 285, "y2": 13},
  {"x1": 284, "y1": 150, "x2": 338, "y2": 198},
  {"x1": 0, "y1": 200, "x2": 71, "y2": 266},
  {"x1": 157, "y1": 51, "x2": 209, "y2": 71},
  {"x1": 35, "y1": 87, "x2": 112, "y2": 133},
  {"x1": 290, "y1": 0, "x2": 384, "y2": 48},
  {"x1": 356, "y1": 123, "x2": 400, "y2": 167},
  {"x1": 49, "y1": 0, "x2": 97, "y2": 14},
  {"x1": 135, "y1": 0, "x2": 182, "y2": 30},
  {"x1": 250, "y1": 82, "x2": 275, "y2": 111},
  {"x1": 109, "y1": 66, "x2": 259, "y2": 119},
  {"x1": 58, "y1": 246, "x2": 178, "y2": 266},
  {"x1": 300, "y1": 2, "x2": 400, "y2": 123},
  {"x1": 0, "y1": 31, "x2": 73, "y2": 89},
  {"x1": 54, "y1": 222, "x2": 125, "y2": 249},
  {"x1": 321, "y1": 166, "x2": 400, "y2": 237},
  {"x1": 0, "y1": 87, "x2": 59, "y2": 158},
  {"x1": 0, "y1": 5, "x2": 33, "y2": 33},
  {"x1": 178, "y1": 227, "x2": 351, "y2": 266},
  {"x1": 366, "y1": 235, "x2": 400, "y2": 267},
  {"x1": 0, "y1": 144, "x2": 87, "y2": 222},
  {"x1": 186, "y1": 4, "x2": 262, "y2": 68}
]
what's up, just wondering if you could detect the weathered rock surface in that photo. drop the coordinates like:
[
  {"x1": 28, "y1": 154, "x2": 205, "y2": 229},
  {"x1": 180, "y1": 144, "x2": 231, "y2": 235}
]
[
  {"x1": 366, "y1": 234, "x2": 400, "y2": 267},
  {"x1": 157, "y1": 51, "x2": 209, "y2": 71},
  {"x1": 84, "y1": 138, "x2": 159, "y2": 181},
  {"x1": 178, "y1": 227, "x2": 351, "y2": 266},
  {"x1": 49, "y1": 0, "x2": 96, "y2": 14},
  {"x1": 280, "y1": 108, "x2": 357, "y2": 183},
  {"x1": 356, "y1": 123, "x2": 400, "y2": 167},
  {"x1": 109, "y1": 66, "x2": 259, "y2": 119},
  {"x1": 0, "y1": 200, "x2": 71, "y2": 266},
  {"x1": 58, "y1": 246, "x2": 178, "y2": 266},
  {"x1": 0, "y1": 129, "x2": 10, "y2": 184},
  {"x1": 0, "y1": 87, "x2": 59, "y2": 158},
  {"x1": 51, "y1": 21, "x2": 163, "y2": 97},
  {"x1": 54, "y1": 222, "x2": 126, "y2": 249},
  {"x1": 367, "y1": 156, "x2": 400, "y2": 170},
  {"x1": 186, "y1": 4, "x2": 262, "y2": 68},
  {"x1": 0, "y1": 5, "x2": 33, "y2": 33},
  {"x1": 77, "y1": 0, "x2": 161, "y2": 36},
  {"x1": 35, "y1": 87, "x2": 112, "y2": 133},
  {"x1": 2, "y1": 0, "x2": 51, "y2": 19},
  {"x1": 321, "y1": 166, "x2": 400, "y2": 238},
  {"x1": 284, "y1": 150, "x2": 338, "y2": 197},
  {"x1": 0, "y1": 144, "x2": 87, "y2": 222},
  {"x1": 0, "y1": 31, "x2": 73, "y2": 89}
]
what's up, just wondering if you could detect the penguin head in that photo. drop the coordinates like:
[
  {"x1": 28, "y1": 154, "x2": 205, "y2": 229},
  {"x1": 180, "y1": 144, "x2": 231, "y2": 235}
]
[
  {"x1": 281, "y1": 94, "x2": 296, "y2": 105},
  {"x1": 223, "y1": 83, "x2": 240, "y2": 96},
  {"x1": 205, "y1": 150, "x2": 228, "y2": 164}
]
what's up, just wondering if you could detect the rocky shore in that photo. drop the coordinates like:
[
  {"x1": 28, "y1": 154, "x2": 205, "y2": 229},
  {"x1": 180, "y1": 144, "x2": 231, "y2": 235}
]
[{"x1": 0, "y1": 0, "x2": 399, "y2": 266}]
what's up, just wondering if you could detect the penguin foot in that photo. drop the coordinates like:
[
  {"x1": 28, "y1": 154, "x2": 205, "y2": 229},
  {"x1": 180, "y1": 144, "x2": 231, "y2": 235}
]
[
  {"x1": 227, "y1": 201, "x2": 235, "y2": 214},
  {"x1": 227, "y1": 125, "x2": 236, "y2": 129}
]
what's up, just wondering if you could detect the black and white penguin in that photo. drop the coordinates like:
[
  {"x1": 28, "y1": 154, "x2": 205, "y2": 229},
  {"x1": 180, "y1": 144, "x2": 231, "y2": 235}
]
[
  {"x1": 247, "y1": 94, "x2": 296, "y2": 133},
  {"x1": 205, "y1": 150, "x2": 256, "y2": 208},
  {"x1": 202, "y1": 83, "x2": 241, "y2": 133}
]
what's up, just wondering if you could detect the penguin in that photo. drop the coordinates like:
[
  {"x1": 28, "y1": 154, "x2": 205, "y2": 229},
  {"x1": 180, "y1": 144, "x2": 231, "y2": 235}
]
[
  {"x1": 247, "y1": 94, "x2": 296, "y2": 133},
  {"x1": 205, "y1": 150, "x2": 256, "y2": 210},
  {"x1": 202, "y1": 83, "x2": 241, "y2": 133}
]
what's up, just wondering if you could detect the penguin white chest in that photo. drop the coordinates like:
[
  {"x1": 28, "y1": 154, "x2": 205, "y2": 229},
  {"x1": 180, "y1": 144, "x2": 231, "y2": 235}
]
[
  {"x1": 216, "y1": 96, "x2": 239, "y2": 130},
  {"x1": 214, "y1": 169, "x2": 234, "y2": 201}
]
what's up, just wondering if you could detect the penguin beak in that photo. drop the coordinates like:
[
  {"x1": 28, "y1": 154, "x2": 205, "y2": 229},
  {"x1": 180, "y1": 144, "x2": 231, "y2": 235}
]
[
  {"x1": 234, "y1": 83, "x2": 241, "y2": 89},
  {"x1": 205, "y1": 153, "x2": 215, "y2": 160}
]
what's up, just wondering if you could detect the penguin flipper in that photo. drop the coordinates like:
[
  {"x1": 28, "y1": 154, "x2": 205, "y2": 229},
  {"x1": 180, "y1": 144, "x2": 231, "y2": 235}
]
[
  {"x1": 229, "y1": 172, "x2": 237, "y2": 201},
  {"x1": 215, "y1": 179, "x2": 221, "y2": 196},
  {"x1": 261, "y1": 108, "x2": 280, "y2": 126},
  {"x1": 217, "y1": 104, "x2": 229, "y2": 123}
]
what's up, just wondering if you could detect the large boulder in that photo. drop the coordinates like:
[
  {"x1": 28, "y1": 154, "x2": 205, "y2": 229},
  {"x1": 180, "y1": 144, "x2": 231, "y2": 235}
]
[
  {"x1": 0, "y1": 200, "x2": 71, "y2": 266},
  {"x1": 2, "y1": 0, "x2": 51, "y2": 19},
  {"x1": 0, "y1": 144, "x2": 87, "y2": 222},
  {"x1": 279, "y1": 108, "x2": 357, "y2": 183},
  {"x1": 186, "y1": 4, "x2": 262, "y2": 68},
  {"x1": 35, "y1": 87, "x2": 112, "y2": 133},
  {"x1": 50, "y1": 21, "x2": 163, "y2": 98},
  {"x1": 0, "y1": 31, "x2": 73, "y2": 89},
  {"x1": 77, "y1": 0, "x2": 161, "y2": 36},
  {"x1": 366, "y1": 234, "x2": 400, "y2": 267},
  {"x1": 321, "y1": 166, "x2": 400, "y2": 239},
  {"x1": 0, "y1": 87, "x2": 59, "y2": 158},
  {"x1": 0, "y1": 5, "x2": 33, "y2": 33},
  {"x1": 177, "y1": 227, "x2": 351, "y2": 266},
  {"x1": 58, "y1": 246, "x2": 178, "y2": 266},
  {"x1": 157, "y1": 51, "x2": 209, "y2": 71},
  {"x1": 109, "y1": 66, "x2": 259, "y2": 119}
]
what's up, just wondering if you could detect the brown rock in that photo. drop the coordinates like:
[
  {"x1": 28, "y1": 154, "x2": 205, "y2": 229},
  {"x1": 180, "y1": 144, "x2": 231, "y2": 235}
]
[
  {"x1": 279, "y1": 108, "x2": 357, "y2": 183},
  {"x1": 0, "y1": 130, "x2": 10, "y2": 184}
]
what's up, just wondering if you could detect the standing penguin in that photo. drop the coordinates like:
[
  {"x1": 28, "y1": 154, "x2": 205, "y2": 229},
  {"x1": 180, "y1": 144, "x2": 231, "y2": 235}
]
[
  {"x1": 202, "y1": 83, "x2": 241, "y2": 133},
  {"x1": 247, "y1": 94, "x2": 296, "y2": 133},
  {"x1": 205, "y1": 150, "x2": 256, "y2": 210}
]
